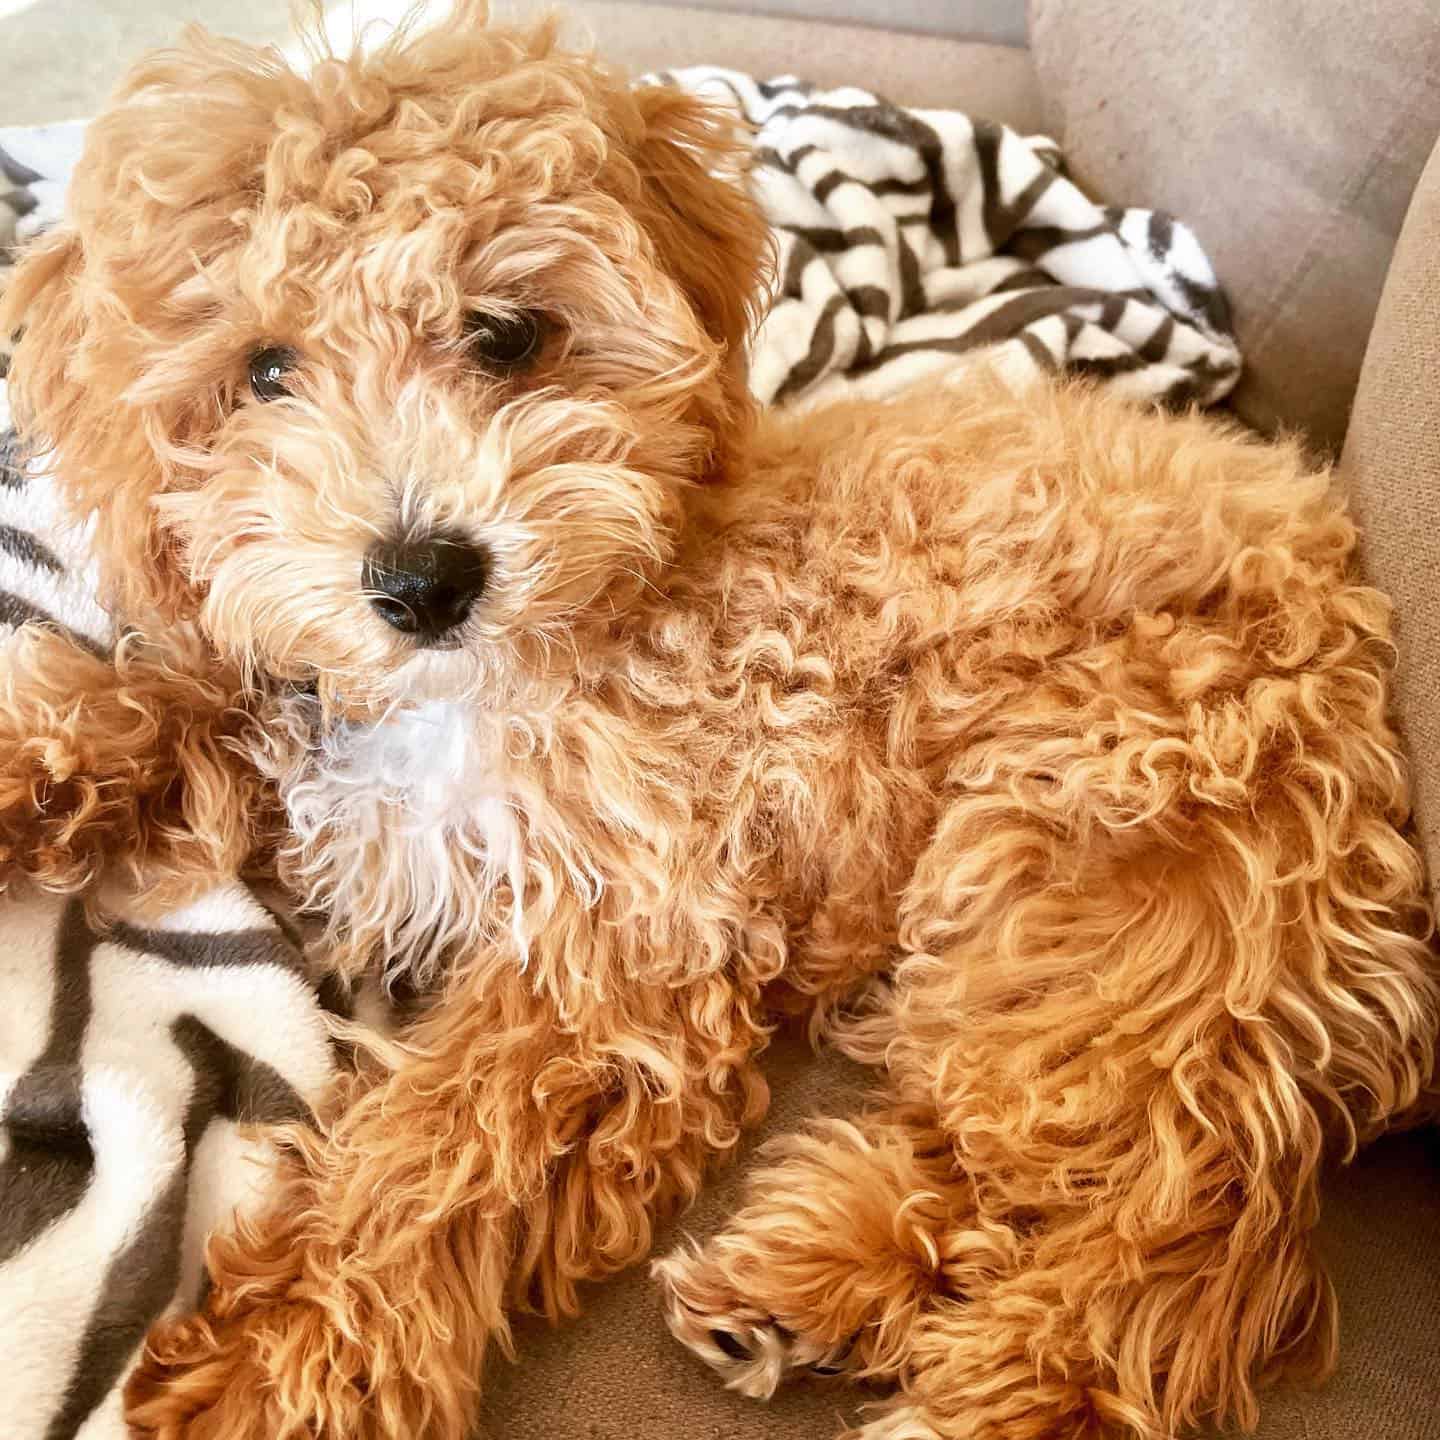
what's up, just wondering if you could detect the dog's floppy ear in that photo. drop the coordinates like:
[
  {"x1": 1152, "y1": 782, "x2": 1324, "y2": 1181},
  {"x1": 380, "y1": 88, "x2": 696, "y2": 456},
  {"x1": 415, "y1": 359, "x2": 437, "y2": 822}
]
[
  {"x1": 0, "y1": 230, "x2": 86, "y2": 519},
  {"x1": 630, "y1": 84, "x2": 772, "y2": 366},
  {"x1": 626, "y1": 83, "x2": 774, "y2": 472},
  {"x1": 1, "y1": 226, "x2": 86, "y2": 400},
  {"x1": 0, "y1": 29, "x2": 296, "y2": 624},
  {"x1": 2, "y1": 223, "x2": 203, "y2": 623}
]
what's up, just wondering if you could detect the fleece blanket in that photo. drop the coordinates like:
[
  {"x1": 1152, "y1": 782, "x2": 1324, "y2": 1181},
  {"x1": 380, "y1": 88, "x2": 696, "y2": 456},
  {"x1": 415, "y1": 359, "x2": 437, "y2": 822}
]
[{"x1": 0, "y1": 73, "x2": 1240, "y2": 1440}]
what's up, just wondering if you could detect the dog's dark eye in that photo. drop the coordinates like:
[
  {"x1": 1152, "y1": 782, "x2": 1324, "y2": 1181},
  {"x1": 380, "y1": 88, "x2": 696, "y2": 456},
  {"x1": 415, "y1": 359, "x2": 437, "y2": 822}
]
[
  {"x1": 248, "y1": 346, "x2": 297, "y2": 402},
  {"x1": 464, "y1": 310, "x2": 543, "y2": 371}
]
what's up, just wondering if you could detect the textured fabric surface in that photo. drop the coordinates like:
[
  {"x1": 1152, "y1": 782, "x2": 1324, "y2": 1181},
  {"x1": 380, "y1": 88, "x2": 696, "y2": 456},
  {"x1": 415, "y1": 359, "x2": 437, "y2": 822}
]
[
  {"x1": 546, "y1": 1, "x2": 1044, "y2": 122},
  {"x1": 0, "y1": 146, "x2": 41, "y2": 288},
  {"x1": 1338, "y1": 151, "x2": 1440, "y2": 1440},
  {"x1": 662, "y1": 68, "x2": 1238, "y2": 409},
  {"x1": 0, "y1": 887, "x2": 336, "y2": 1440},
  {"x1": 1343, "y1": 139, "x2": 1440, "y2": 915},
  {"x1": 0, "y1": 354, "x2": 107, "y2": 652},
  {"x1": 1029, "y1": 0, "x2": 1440, "y2": 455},
  {"x1": 614, "y1": 0, "x2": 1029, "y2": 46}
]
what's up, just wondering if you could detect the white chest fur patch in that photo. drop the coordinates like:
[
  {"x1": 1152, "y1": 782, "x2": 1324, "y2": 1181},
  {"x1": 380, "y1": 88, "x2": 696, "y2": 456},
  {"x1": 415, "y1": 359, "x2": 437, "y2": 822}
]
[{"x1": 263, "y1": 697, "x2": 531, "y2": 987}]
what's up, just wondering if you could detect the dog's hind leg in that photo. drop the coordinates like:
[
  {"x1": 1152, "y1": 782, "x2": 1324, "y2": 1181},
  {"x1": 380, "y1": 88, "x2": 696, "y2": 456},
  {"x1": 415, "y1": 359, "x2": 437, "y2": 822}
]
[
  {"x1": 666, "y1": 555, "x2": 1439, "y2": 1439},
  {"x1": 0, "y1": 623, "x2": 266, "y2": 898},
  {"x1": 124, "y1": 961, "x2": 771, "y2": 1440},
  {"x1": 843, "y1": 649, "x2": 1440, "y2": 1437}
]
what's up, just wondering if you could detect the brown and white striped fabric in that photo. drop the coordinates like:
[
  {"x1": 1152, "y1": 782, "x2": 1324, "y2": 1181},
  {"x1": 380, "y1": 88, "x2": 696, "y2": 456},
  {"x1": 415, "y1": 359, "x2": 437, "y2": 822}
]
[
  {"x1": 0, "y1": 888, "x2": 335, "y2": 1440},
  {"x1": 0, "y1": 76, "x2": 1243, "y2": 1440},
  {"x1": 657, "y1": 68, "x2": 1242, "y2": 410},
  {"x1": 1, "y1": 125, "x2": 81, "y2": 386}
]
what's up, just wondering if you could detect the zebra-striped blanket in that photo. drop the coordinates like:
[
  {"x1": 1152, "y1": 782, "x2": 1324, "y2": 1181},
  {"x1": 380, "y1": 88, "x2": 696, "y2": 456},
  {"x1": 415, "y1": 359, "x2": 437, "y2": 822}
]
[
  {"x1": 670, "y1": 68, "x2": 1240, "y2": 409},
  {"x1": 0, "y1": 72, "x2": 1240, "y2": 1440}
]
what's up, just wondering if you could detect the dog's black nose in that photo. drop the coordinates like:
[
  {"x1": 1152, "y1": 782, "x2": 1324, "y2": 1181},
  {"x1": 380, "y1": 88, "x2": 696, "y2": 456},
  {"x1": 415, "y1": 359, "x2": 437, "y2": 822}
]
[{"x1": 362, "y1": 535, "x2": 490, "y2": 641}]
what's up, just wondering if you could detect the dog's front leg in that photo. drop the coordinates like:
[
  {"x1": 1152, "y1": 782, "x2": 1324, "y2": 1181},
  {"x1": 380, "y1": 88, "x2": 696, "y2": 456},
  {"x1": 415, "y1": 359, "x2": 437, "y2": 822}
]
[
  {"x1": 0, "y1": 624, "x2": 267, "y2": 898},
  {"x1": 124, "y1": 958, "x2": 770, "y2": 1440}
]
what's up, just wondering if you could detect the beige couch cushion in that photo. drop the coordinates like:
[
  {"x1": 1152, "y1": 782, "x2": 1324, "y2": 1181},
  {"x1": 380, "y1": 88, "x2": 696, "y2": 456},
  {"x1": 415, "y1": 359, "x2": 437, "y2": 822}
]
[
  {"x1": 1343, "y1": 141, "x2": 1440, "y2": 916},
  {"x1": 610, "y1": 0, "x2": 1029, "y2": 47},
  {"x1": 1029, "y1": 0, "x2": 1440, "y2": 455},
  {"x1": 1212, "y1": 1131, "x2": 1440, "y2": 1440},
  {"x1": 522, "y1": 1, "x2": 1043, "y2": 126}
]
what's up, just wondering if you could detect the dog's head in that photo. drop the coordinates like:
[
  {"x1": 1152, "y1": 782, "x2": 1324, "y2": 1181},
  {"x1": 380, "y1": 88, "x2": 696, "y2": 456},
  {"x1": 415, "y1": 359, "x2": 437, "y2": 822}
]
[{"x1": 3, "y1": 2, "x2": 769, "y2": 711}]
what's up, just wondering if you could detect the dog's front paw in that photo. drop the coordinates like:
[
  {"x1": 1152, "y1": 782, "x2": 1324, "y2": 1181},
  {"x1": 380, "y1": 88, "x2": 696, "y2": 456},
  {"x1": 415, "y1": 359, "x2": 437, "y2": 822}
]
[
  {"x1": 653, "y1": 1242, "x2": 859, "y2": 1399},
  {"x1": 125, "y1": 1306, "x2": 282, "y2": 1440}
]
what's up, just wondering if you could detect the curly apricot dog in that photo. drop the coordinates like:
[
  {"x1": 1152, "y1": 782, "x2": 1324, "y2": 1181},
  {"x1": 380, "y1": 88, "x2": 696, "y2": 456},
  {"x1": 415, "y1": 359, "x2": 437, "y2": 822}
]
[{"x1": 1, "y1": 6, "x2": 1435, "y2": 1438}]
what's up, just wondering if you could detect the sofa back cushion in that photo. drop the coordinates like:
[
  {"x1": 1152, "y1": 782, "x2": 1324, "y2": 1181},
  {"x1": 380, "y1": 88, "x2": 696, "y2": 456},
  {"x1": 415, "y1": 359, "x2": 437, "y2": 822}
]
[
  {"x1": 624, "y1": 0, "x2": 1028, "y2": 44},
  {"x1": 1342, "y1": 136, "x2": 1440, "y2": 910},
  {"x1": 562, "y1": 2, "x2": 1043, "y2": 123},
  {"x1": 1030, "y1": 0, "x2": 1440, "y2": 454}
]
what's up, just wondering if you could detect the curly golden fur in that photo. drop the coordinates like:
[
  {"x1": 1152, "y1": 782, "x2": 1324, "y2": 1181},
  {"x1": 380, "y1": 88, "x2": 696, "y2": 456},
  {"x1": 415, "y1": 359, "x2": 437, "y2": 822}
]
[
  {"x1": 0, "y1": 624, "x2": 268, "y2": 901},
  {"x1": 0, "y1": 6, "x2": 1435, "y2": 1438}
]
